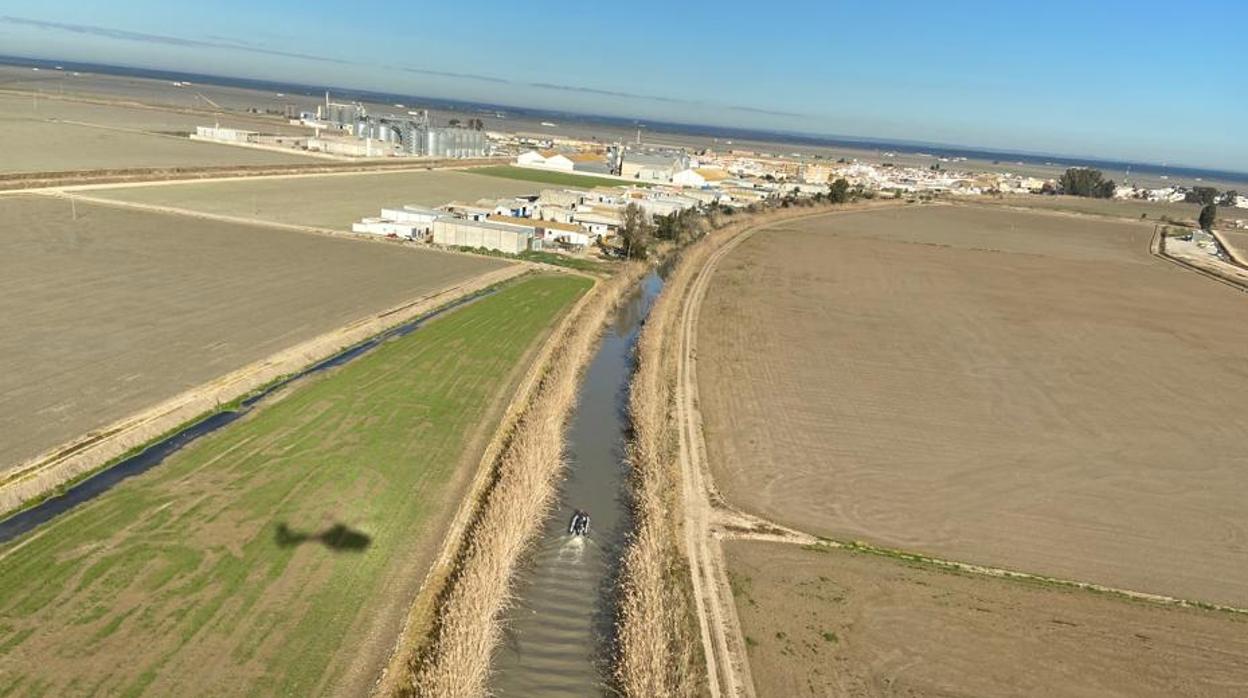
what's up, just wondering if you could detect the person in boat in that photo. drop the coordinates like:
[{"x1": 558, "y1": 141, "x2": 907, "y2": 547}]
[{"x1": 569, "y1": 509, "x2": 590, "y2": 536}]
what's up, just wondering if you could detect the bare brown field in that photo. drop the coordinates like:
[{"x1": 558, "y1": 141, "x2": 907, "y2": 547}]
[
  {"x1": 0, "y1": 93, "x2": 318, "y2": 173},
  {"x1": 84, "y1": 170, "x2": 539, "y2": 230},
  {"x1": 0, "y1": 194, "x2": 507, "y2": 478},
  {"x1": 726, "y1": 541, "x2": 1248, "y2": 697},
  {"x1": 0, "y1": 91, "x2": 308, "y2": 135},
  {"x1": 0, "y1": 121, "x2": 317, "y2": 174},
  {"x1": 977, "y1": 194, "x2": 1205, "y2": 223},
  {"x1": 1221, "y1": 228, "x2": 1248, "y2": 261},
  {"x1": 698, "y1": 204, "x2": 1248, "y2": 606}
]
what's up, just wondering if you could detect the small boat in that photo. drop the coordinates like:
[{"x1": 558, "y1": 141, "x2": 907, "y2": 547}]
[{"x1": 568, "y1": 509, "x2": 590, "y2": 537}]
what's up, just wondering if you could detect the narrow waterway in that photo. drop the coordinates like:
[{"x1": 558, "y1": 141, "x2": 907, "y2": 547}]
[
  {"x1": 490, "y1": 271, "x2": 663, "y2": 696},
  {"x1": 0, "y1": 290, "x2": 494, "y2": 545}
]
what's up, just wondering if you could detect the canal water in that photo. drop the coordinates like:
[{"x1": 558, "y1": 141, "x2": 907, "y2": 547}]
[
  {"x1": 490, "y1": 271, "x2": 663, "y2": 696},
  {"x1": 0, "y1": 290, "x2": 494, "y2": 545}
]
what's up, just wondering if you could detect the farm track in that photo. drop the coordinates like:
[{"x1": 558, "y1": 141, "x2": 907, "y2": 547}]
[
  {"x1": 674, "y1": 205, "x2": 1248, "y2": 697},
  {"x1": 0, "y1": 263, "x2": 527, "y2": 517},
  {"x1": 1150, "y1": 226, "x2": 1248, "y2": 293},
  {"x1": 0, "y1": 156, "x2": 507, "y2": 192}
]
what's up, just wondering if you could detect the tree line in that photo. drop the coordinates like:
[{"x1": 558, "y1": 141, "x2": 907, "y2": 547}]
[{"x1": 615, "y1": 178, "x2": 855, "y2": 259}]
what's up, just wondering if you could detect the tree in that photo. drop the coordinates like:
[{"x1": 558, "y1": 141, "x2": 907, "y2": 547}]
[
  {"x1": 1219, "y1": 190, "x2": 1239, "y2": 206},
  {"x1": 1199, "y1": 203, "x2": 1217, "y2": 231},
  {"x1": 448, "y1": 118, "x2": 461, "y2": 127},
  {"x1": 654, "y1": 209, "x2": 702, "y2": 244},
  {"x1": 619, "y1": 203, "x2": 652, "y2": 259},
  {"x1": 1058, "y1": 168, "x2": 1115, "y2": 198},
  {"x1": 828, "y1": 178, "x2": 850, "y2": 204},
  {"x1": 1186, "y1": 186, "x2": 1218, "y2": 206}
]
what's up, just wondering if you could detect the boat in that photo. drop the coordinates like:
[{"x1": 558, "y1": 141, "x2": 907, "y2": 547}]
[{"x1": 568, "y1": 509, "x2": 590, "y2": 536}]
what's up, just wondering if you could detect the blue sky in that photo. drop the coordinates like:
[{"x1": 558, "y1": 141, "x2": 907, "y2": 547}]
[{"x1": 1, "y1": 1, "x2": 1244, "y2": 171}]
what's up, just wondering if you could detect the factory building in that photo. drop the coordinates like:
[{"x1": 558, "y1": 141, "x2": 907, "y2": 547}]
[
  {"x1": 432, "y1": 218, "x2": 537, "y2": 254},
  {"x1": 312, "y1": 97, "x2": 489, "y2": 158},
  {"x1": 193, "y1": 126, "x2": 258, "y2": 144},
  {"x1": 318, "y1": 100, "x2": 365, "y2": 130}
]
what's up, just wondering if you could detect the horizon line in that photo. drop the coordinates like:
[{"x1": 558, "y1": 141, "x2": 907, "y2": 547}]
[{"x1": 2, "y1": 52, "x2": 1245, "y2": 183}]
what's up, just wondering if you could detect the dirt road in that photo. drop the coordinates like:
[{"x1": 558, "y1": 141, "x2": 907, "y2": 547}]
[
  {"x1": 673, "y1": 205, "x2": 1248, "y2": 697},
  {"x1": 674, "y1": 210, "x2": 853, "y2": 698}
]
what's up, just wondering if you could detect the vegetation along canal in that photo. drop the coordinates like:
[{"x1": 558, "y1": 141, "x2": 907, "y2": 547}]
[
  {"x1": 490, "y1": 271, "x2": 663, "y2": 696},
  {"x1": 0, "y1": 289, "x2": 495, "y2": 545}
]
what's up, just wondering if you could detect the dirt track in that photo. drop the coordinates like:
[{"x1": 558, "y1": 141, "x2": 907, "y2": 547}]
[
  {"x1": 697, "y1": 204, "x2": 1248, "y2": 608},
  {"x1": 727, "y1": 540, "x2": 1248, "y2": 697},
  {"x1": 658, "y1": 205, "x2": 899, "y2": 698}
]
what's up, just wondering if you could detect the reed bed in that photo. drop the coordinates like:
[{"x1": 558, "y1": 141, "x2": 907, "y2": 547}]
[
  {"x1": 614, "y1": 206, "x2": 846, "y2": 697},
  {"x1": 405, "y1": 264, "x2": 645, "y2": 697}
]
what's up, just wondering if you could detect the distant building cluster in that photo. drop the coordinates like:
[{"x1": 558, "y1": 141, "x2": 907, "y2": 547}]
[
  {"x1": 192, "y1": 93, "x2": 490, "y2": 160},
  {"x1": 300, "y1": 98, "x2": 488, "y2": 158},
  {"x1": 350, "y1": 183, "x2": 729, "y2": 255}
]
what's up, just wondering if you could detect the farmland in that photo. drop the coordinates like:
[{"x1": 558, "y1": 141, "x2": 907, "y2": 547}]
[
  {"x1": 0, "y1": 94, "x2": 318, "y2": 173},
  {"x1": 0, "y1": 194, "x2": 508, "y2": 480},
  {"x1": 85, "y1": 169, "x2": 538, "y2": 230},
  {"x1": 1222, "y1": 229, "x2": 1248, "y2": 260},
  {"x1": 0, "y1": 273, "x2": 591, "y2": 696},
  {"x1": 698, "y1": 204, "x2": 1248, "y2": 607},
  {"x1": 0, "y1": 91, "x2": 308, "y2": 136},
  {"x1": 472, "y1": 165, "x2": 650, "y2": 189},
  {"x1": 977, "y1": 193, "x2": 1205, "y2": 223},
  {"x1": 726, "y1": 541, "x2": 1248, "y2": 697}
]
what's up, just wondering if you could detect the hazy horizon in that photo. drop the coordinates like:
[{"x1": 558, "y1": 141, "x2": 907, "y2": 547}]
[{"x1": 1, "y1": 2, "x2": 1244, "y2": 172}]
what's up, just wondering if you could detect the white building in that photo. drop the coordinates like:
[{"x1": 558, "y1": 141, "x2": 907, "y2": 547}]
[
  {"x1": 352, "y1": 218, "x2": 422, "y2": 239},
  {"x1": 514, "y1": 150, "x2": 575, "y2": 172},
  {"x1": 432, "y1": 218, "x2": 535, "y2": 254},
  {"x1": 193, "y1": 126, "x2": 258, "y2": 144}
]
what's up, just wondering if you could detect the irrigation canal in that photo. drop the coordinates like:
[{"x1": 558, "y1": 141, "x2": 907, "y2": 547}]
[
  {"x1": 490, "y1": 271, "x2": 664, "y2": 696},
  {"x1": 0, "y1": 290, "x2": 494, "y2": 545}
]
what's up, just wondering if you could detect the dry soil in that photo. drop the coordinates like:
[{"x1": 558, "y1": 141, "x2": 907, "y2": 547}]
[
  {"x1": 727, "y1": 540, "x2": 1248, "y2": 698},
  {"x1": 0, "y1": 194, "x2": 507, "y2": 474},
  {"x1": 698, "y1": 204, "x2": 1248, "y2": 606}
]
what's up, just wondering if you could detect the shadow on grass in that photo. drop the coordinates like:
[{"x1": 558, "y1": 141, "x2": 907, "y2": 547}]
[{"x1": 275, "y1": 522, "x2": 372, "y2": 552}]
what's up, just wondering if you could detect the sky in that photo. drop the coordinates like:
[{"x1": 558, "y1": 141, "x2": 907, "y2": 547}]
[{"x1": 0, "y1": 1, "x2": 1244, "y2": 171}]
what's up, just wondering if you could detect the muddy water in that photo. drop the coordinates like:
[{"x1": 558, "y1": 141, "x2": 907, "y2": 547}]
[{"x1": 490, "y1": 272, "x2": 663, "y2": 696}]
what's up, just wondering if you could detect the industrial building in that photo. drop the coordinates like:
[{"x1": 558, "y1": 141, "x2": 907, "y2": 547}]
[
  {"x1": 432, "y1": 218, "x2": 537, "y2": 254},
  {"x1": 193, "y1": 126, "x2": 258, "y2": 144},
  {"x1": 310, "y1": 96, "x2": 489, "y2": 158}
]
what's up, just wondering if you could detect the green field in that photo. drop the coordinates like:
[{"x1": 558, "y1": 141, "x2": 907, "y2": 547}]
[
  {"x1": 472, "y1": 165, "x2": 651, "y2": 189},
  {"x1": 0, "y1": 274, "x2": 590, "y2": 697}
]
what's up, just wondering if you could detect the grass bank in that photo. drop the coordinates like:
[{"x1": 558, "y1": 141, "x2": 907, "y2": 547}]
[
  {"x1": 403, "y1": 263, "x2": 645, "y2": 697},
  {"x1": 0, "y1": 274, "x2": 589, "y2": 696}
]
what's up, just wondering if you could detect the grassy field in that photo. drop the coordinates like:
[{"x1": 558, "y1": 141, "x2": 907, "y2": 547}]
[
  {"x1": 727, "y1": 541, "x2": 1248, "y2": 697},
  {"x1": 472, "y1": 165, "x2": 650, "y2": 189},
  {"x1": 0, "y1": 194, "x2": 507, "y2": 477},
  {"x1": 0, "y1": 274, "x2": 591, "y2": 697},
  {"x1": 698, "y1": 204, "x2": 1248, "y2": 606},
  {"x1": 86, "y1": 170, "x2": 538, "y2": 230}
]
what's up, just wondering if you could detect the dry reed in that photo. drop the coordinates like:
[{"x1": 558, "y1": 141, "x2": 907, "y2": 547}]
[
  {"x1": 405, "y1": 264, "x2": 645, "y2": 697},
  {"x1": 614, "y1": 206, "x2": 847, "y2": 697}
]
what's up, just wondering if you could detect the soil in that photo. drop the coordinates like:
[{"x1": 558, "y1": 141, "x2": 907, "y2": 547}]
[
  {"x1": 0, "y1": 194, "x2": 506, "y2": 476},
  {"x1": 726, "y1": 540, "x2": 1248, "y2": 697},
  {"x1": 85, "y1": 169, "x2": 540, "y2": 230},
  {"x1": 698, "y1": 204, "x2": 1248, "y2": 607}
]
